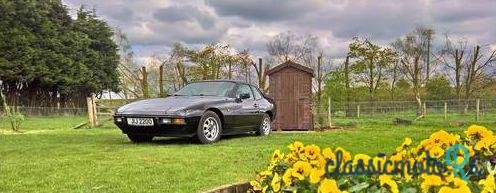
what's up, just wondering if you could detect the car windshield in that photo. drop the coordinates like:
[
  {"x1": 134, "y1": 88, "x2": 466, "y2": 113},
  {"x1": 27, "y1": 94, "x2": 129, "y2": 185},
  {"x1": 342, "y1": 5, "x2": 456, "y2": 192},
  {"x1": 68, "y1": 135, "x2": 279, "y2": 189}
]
[{"x1": 173, "y1": 81, "x2": 235, "y2": 97}]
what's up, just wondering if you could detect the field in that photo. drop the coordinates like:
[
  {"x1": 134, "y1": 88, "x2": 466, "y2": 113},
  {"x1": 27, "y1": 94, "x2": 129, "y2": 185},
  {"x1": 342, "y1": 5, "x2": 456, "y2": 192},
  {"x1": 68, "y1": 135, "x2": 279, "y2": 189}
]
[{"x1": 0, "y1": 115, "x2": 495, "y2": 193}]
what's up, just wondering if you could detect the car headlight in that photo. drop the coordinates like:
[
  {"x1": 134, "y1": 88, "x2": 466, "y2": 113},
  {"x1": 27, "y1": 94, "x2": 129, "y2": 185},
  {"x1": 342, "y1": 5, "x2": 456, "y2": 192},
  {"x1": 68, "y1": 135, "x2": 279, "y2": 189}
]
[{"x1": 176, "y1": 109, "x2": 190, "y2": 116}]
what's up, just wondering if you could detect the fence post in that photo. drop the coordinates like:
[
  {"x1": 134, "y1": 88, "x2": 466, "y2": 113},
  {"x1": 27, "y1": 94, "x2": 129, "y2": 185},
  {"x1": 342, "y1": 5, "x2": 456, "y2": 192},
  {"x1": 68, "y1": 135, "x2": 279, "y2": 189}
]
[
  {"x1": 327, "y1": 97, "x2": 332, "y2": 127},
  {"x1": 141, "y1": 66, "x2": 149, "y2": 98},
  {"x1": 86, "y1": 97, "x2": 95, "y2": 128},
  {"x1": 357, "y1": 105, "x2": 360, "y2": 118},
  {"x1": 92, "y1": 96, "x2": 98, "y2": 126},
  {"x1": 444, "y1": 102, "x2": 447, "y2": 120},
  {"x1": 159, "y1": 65, "x2": 164, "y2": 97},
  {"x1": 423, "y1": 102, "x2": 427, "y2": 116},
  {"x1": 476, "y1": 98, "x2": 480, "y2": 121}
]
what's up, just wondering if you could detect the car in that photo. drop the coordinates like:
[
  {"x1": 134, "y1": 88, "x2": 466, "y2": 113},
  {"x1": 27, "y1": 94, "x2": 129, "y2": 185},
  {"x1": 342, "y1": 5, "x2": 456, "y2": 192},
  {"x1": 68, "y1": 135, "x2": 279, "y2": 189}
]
[{"x1": 113, "y1": 80, "x2": 276, "y2": 144}]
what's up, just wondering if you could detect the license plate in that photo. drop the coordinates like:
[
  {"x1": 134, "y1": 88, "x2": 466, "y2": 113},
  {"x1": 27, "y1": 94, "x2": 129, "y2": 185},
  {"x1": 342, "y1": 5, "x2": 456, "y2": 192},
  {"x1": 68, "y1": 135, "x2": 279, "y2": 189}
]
[{"x1": 127, "y1": 118, "x2": 154, "y2": 126}]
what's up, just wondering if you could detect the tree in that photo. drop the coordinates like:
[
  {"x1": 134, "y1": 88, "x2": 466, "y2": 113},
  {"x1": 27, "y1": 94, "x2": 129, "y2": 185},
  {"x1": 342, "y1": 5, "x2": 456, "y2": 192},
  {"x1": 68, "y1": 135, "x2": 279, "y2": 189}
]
[
  {"x1": 463, "y1": 45, "x2": 496, "y2": 110},
  {"x1": 169, "y1": 42, "x2": 189, "y2": 89},
  {"x1": 441, "y1": 34, "x2": 467, "y2": 112},
  {"x1": 348, "y1": 37, "x2": 396, "y2": 102},
  {"x1": 392, "y1": 27, "x2": 434, "y2": 116},
  {"x1": 252, "y1": 57, "x2": 270, "y2": 91},
  {"x1": 425, "y1": 75, "x2": 453, "y2": 100},
  {"x1": 0, "y1": 1, "x2": 119, "y2": 107},
  {"x1": 114, "y1": 29, "x2": 141, "y2": 99},
  {"x1": 266, "y1": 31, "x2": 321, "y2": 67}
]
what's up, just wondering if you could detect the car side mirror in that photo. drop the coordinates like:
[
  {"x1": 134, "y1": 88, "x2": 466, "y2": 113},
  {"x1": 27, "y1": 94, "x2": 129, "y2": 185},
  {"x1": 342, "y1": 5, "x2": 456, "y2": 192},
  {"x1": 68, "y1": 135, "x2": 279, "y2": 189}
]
[
  {"x1": 235, "y1": 93, "x2": 250, "y2": 102},
  {"x1": 240, "y1": 93, "x2": 250, "y2": 99}
]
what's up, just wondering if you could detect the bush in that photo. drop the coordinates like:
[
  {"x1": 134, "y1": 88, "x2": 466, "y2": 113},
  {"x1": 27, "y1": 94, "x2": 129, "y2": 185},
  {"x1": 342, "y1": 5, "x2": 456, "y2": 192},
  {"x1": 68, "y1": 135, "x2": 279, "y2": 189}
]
[
  {"x1": 250, "y1": 125, "x2": 496, "y2": 193},
  {"x1": 0, "y1": 90, "x2": 25, "y2": 132}
]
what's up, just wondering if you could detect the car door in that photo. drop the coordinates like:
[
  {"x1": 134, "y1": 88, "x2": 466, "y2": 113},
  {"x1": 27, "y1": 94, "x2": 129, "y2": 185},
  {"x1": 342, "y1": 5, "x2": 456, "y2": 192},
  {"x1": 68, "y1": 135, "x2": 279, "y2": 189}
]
[
  {"x1": 230, "y1": 84, "x2": 259, "y2": 130},
  {"x1": 250, "y1": 85, "x2": 265, "y2": 125}
]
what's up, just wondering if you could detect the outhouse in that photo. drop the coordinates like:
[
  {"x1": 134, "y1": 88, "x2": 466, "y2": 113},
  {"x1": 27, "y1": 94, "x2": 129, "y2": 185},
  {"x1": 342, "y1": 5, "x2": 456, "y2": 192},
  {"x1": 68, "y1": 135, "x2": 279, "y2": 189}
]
[{"x1": 267, "y1": 60, "x2": 314, "y2": 131}]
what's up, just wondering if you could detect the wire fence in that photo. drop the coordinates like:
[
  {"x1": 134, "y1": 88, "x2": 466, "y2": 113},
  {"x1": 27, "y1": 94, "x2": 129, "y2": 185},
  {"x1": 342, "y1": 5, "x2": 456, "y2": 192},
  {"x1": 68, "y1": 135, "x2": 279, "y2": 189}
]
[
  {"x1": 314, "y1": 99, "x2": 496, "y2": 127},
  {"x1": 0, "y1": 106, "x2": 87, "y2": 116},
  {"x1": 1, "y1": 99, "x2": 495, "y2": 128}
]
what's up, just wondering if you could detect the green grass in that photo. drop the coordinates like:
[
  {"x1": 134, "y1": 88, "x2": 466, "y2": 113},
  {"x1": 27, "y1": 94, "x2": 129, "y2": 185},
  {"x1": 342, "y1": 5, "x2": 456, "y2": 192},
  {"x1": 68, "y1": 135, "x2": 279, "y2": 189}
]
[{"x1": 0, "y1": 114, "x2": 495, "y2": 193}]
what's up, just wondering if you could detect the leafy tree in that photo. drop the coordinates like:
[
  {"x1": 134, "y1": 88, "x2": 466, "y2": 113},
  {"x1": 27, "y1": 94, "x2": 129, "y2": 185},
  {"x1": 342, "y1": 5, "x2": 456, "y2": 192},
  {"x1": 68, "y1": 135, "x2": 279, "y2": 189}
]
[
  {"x1": 0, "y1": 1, "x2": 119, "y2": 107},
  {"x1": 392, "y1": 27, "x2": 434, "y2": 116},
  {"x1": 348, "y1": 37, "x2": 396, "y2": 102},
  {"x1": 425, "y1": 75, "x2": 453, "y2": 100}
]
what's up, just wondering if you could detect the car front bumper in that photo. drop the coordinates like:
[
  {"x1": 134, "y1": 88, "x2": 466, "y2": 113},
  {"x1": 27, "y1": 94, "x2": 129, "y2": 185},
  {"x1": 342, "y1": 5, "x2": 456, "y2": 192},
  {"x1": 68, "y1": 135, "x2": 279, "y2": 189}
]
[{"x1": 113, "y1": 114, "x2": 201, "y2": 137}]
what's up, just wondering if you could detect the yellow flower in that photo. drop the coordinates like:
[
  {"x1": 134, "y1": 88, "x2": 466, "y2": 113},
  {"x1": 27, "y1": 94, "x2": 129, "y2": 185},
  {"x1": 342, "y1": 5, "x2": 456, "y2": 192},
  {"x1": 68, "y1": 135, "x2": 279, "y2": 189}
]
[
  {"x1": 285, "y1": 153, "x2": 298, "y2": 165},
  {"x1": 475, "y1": 136, "x2": 496, "y2": 155},
  {"x1": 318, "y1": 179, "x2": 341, "y2": 193},
  {"x1": 335, "y1": 147, "x2": 352, "y2": 162},
  {"x1": 479, "y1": 173, "x2": 496, "y2": 193},
  {"x1": 453, "y1": 178, "x2": 471, "y2": 193},
  {"x1": 288, "y1": 141, "x2": 305, "y2": 154},
  {"x1": 292, "y1": 161, "x2": 312, "y2": 180},
  {"x1": 271, "y1": 149, "x2": 284, "y2": 163},
  {"x1": 271, "y1": 173, "x2": 281, "y2": 192},
  {"x1": 304, "y1": 144, "x2": 321, "y2": 160},
  {"x1": 353, "y1": 154, "x2": 371, "y2": 166},
  {"x1": 420, "y1": 174, "x2": 443, "y2": 193},
  {"x1": 283, "y1": 168, "x2": 294, "y2": 186},
  {"x1": 396, "y1": 137, "x2": 413, "y2": 152},
  {"x1": 403, "y1": 137, "x2": 413, "y2": 146},
  {"x1": 309, "y1": 168, "x2": 326, "y2": 184},
  {"x1": 429, "y1": 130, "x2": 459, "y2": 148},
  {"x1": 371, "y1": 156, "x2": 386, "y2": 171},
  {"x1": 322, "y1": 147, "x2": 335, "y2": 160},
  {"x1": 390, "y1": 152, "x2": 403, "y2": 162},
  {"x1": 466, "y1": 125, "x2": 493, "y2": 140},
  {"x1": 429, "y1": 146, "x2": 444, "y2": 159},
  {"x1": 379, "y1": 174, "x2": 399, "y2": 193},
  {"x1": 439, "y1": 186, "x2": 456, "y2": 193},
  {"x1": 250, "y1": 180, "x2": 262, "y2": 191},
  {"x1": 439, "y1": 178, "x2": 471, "y2": 193}
]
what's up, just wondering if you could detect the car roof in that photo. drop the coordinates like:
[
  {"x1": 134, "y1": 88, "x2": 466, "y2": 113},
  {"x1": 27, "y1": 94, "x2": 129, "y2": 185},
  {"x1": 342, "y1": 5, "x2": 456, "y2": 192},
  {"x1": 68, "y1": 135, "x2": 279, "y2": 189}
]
[{"x1": 193, "y1": 79, "x2": 257, "y2": 87}]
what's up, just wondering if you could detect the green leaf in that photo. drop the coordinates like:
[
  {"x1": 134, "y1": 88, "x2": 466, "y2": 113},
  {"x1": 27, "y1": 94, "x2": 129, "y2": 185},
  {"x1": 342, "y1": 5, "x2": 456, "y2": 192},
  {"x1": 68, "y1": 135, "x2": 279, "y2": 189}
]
[{"x1": 349, "y1": 182, "x2": 369, "y2": 192}]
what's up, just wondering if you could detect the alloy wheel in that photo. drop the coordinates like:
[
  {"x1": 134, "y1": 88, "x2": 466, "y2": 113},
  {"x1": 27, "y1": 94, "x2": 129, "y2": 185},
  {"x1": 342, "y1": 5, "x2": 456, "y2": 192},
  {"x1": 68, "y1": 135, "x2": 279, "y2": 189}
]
[{"x1": 203, "y1": 117, "x2": 219, "y2": 141}]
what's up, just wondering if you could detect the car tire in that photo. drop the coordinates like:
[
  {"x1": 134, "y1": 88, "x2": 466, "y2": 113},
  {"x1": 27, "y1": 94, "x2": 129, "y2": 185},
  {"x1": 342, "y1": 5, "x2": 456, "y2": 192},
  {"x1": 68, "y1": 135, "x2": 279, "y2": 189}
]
[
  {"x1": 127, "y1": 134, "x2": 153, "y2": 143},
  {"x1": 256, "y1": 113, "x2": 271, "y2": 136},
  {"x1": 196, "y1": 111, "x2": 222, "y2": 144}
]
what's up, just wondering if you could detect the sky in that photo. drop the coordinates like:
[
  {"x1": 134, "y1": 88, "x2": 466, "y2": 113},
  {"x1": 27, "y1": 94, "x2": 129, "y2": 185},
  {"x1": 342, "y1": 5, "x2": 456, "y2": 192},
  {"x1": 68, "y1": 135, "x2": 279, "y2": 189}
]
[{"x1": 62, "y1": 0, "x2": 496, "y2": 63}]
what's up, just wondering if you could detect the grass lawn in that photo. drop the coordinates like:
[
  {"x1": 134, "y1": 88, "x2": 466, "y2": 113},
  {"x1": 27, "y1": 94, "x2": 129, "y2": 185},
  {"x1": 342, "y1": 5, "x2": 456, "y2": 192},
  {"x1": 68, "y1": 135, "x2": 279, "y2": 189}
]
[{"x1": 0, "y1": 114, "x2": 495, "y2": 193}]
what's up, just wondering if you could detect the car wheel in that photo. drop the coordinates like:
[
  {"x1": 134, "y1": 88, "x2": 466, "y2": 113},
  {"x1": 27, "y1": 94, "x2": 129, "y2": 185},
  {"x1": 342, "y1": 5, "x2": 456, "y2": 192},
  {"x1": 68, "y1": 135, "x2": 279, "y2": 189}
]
[
  {"x1": 196, "y1": 111, "x2": 222, "y2": 144},
  {"x1": 127, "y1": 134, "x2": 153, "y2": 143},
  {"x1": 256, "y1": 113, "x2": 271, "y2": 136}
]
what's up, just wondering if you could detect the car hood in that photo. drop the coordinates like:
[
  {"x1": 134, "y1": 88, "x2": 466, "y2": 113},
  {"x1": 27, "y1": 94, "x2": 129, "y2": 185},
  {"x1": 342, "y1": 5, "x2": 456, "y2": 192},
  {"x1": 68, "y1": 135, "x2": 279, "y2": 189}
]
[{"x1": 116, "y1": 96, "x2": 229, "y2": 115}]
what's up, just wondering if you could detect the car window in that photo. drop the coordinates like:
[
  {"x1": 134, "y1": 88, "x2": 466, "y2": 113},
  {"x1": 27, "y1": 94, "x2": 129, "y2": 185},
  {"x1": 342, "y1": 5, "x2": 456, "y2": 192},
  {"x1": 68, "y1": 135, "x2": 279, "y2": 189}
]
[
  {"x1": 174, "y1": 82, "x2": 235, "y2": 97},
  {"x1": 251, "y1": 86, "x2": 262, "y2": 100},
  {"x1": 235, "y1": 84, "x2": 253, "y2": 100}
]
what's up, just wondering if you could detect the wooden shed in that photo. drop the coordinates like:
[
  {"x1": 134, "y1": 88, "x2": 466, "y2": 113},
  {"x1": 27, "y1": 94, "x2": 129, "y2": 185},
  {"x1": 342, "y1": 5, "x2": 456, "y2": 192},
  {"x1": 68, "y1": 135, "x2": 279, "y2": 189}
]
[{"x1": 267, "y1": 61, "x2": 314, "y2": 131}]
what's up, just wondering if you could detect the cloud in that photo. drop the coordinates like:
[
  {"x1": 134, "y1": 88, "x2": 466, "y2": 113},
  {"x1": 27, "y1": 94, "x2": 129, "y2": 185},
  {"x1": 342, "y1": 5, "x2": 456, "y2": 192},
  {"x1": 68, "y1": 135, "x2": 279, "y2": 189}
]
[
  {"x1": 153, "y1": 5, "x2": 216, "y2": 29},
  {"x1": 62, "y1": 0, "x2": 496, "y2": 61},
  {"x1": 207, "y1": 0, "x2": 327, "y2": 21}
]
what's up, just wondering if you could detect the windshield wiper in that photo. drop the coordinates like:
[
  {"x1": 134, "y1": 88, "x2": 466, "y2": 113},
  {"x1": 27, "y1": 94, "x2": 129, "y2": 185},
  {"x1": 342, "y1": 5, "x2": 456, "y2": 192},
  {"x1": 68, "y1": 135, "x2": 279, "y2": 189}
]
[{"x1": 192, "y1": 94, "x2": 218, "y2": 96}]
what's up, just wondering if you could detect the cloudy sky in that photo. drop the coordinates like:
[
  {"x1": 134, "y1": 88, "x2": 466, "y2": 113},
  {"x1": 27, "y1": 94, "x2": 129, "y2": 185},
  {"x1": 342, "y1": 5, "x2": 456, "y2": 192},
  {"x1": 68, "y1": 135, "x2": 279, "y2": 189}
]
[{"x1": 62, "y1": 0, "x2": 496, "y2": 62}]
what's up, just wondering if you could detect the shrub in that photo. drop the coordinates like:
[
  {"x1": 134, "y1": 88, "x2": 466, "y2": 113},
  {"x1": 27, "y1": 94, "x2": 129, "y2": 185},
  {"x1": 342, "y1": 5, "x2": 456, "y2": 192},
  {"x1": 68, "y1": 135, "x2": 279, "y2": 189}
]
[
  {"x1": 0, "y1": 90, "x2": 25, "y2": 132},
  {"x1": 250, "y1": 125, "x2": 496, "y2": 193}
]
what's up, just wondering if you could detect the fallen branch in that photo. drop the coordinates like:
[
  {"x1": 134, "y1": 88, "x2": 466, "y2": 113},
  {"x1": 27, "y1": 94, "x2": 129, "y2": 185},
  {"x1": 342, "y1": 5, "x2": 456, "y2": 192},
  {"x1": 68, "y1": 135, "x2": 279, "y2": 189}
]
[
  {"x1": 413, "y1": 114, "x2": 425, "y2": 121},
  {"x1": 71, "y1": 122, "x2": 87, "y2": 129}
]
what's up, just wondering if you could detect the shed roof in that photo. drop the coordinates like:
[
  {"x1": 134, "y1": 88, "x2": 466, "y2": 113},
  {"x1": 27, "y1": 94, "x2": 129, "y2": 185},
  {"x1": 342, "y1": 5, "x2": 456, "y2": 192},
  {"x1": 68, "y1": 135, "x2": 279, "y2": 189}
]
[{"x1": 267, "y1": 60, "x2": 314, "y2": 77}]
